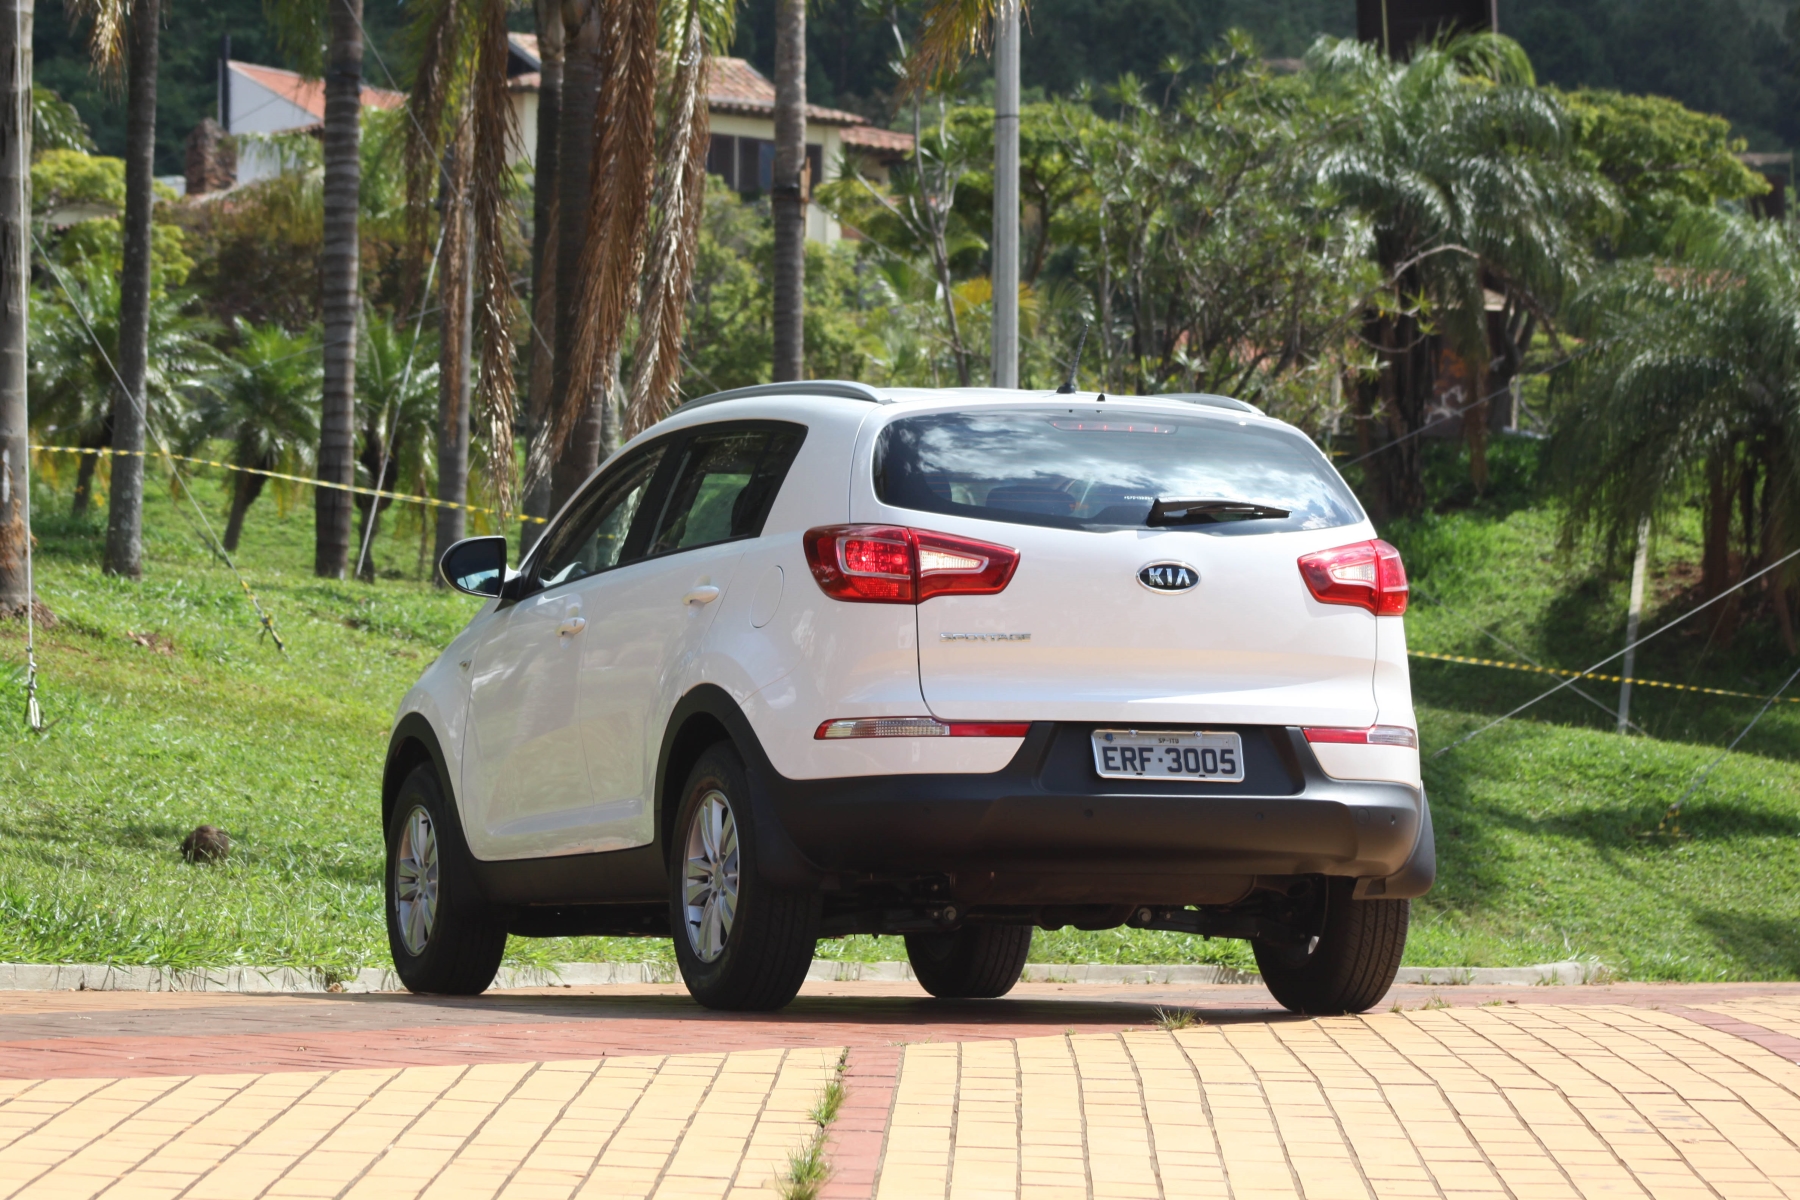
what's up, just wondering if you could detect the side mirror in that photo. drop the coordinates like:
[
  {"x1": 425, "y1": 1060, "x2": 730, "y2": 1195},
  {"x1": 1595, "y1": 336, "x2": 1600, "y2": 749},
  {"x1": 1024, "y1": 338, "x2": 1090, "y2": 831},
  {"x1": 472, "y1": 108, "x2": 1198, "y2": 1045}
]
[{"x1": 439, "y1": 536, "x2": 512, "y2": 598}]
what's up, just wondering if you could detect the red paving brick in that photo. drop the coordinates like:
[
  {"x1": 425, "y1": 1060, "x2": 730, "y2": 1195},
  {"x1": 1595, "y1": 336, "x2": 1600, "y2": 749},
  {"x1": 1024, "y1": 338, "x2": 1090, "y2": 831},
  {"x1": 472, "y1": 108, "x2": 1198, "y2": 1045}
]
[
  {"x1": 820, "y1": 1044, "x2": 902, "y2": 1200},
  {"x1": 1666, "y1": 1003, "x2": 1800, "y2": 1065},
  {"x1": 3, "y1": 979, "x2": 1799, "y2": 1083}
]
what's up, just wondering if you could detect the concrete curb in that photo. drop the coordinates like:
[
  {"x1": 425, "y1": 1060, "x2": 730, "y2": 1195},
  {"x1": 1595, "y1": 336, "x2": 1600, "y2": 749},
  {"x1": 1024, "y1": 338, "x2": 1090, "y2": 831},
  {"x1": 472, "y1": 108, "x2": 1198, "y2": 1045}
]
[{"x1": 0, "y1": 959, "x2": 1603, "y2": 993}]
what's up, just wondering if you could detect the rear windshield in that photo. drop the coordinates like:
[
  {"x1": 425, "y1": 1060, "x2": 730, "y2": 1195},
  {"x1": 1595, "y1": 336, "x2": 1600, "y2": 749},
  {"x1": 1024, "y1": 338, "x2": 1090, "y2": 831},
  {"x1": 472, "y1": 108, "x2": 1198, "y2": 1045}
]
[{"x1": 873, "y1": 407, "x2": 1363, "y2": 535}]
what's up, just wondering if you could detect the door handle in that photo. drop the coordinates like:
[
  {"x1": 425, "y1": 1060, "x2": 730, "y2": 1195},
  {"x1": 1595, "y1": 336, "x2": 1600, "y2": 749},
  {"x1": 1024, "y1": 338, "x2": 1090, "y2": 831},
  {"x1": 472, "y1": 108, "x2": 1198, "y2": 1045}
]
[
  {"x1": 558, "y1": 616, "x2": 587, "y2": 636},
  {"x1": 684, "y1": 586, "x2": 722, "y2": 606}
]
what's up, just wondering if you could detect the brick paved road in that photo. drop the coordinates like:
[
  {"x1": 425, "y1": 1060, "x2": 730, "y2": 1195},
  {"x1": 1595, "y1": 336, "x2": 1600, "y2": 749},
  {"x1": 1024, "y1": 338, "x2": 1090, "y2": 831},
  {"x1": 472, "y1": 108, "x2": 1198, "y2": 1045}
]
[{"x1": 2, "y1": 981, "x2": 1798, "y2": 1198}]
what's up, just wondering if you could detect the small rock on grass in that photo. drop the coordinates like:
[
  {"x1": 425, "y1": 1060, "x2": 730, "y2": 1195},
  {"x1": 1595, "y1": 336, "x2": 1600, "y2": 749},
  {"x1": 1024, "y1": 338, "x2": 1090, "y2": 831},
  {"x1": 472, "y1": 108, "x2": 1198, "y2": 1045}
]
[{"x1": 181, "y1": 825, "x2": 231, "y2": 864}]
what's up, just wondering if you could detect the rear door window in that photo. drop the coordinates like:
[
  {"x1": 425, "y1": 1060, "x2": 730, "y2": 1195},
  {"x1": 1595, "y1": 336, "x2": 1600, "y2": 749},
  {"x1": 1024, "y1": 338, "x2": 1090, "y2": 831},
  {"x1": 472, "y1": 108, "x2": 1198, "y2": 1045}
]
[
  {"x1": 873, "y1": 408, "x2": 1362, "y2": 535},
  {"x1": 646, "y1": 423, "x2": 807, "y2": 557}
]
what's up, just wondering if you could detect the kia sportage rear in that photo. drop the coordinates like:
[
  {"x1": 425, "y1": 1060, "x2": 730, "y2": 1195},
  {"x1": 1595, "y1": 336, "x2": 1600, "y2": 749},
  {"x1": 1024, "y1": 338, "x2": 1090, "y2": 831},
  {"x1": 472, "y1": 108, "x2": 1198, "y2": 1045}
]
[{"x1": 384, "y1": 383, "x2": 1433, "y2": 1016}]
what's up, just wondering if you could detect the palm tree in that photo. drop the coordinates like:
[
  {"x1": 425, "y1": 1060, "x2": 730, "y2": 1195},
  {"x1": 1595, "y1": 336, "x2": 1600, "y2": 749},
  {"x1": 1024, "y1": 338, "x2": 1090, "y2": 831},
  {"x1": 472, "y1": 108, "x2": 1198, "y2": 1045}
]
[
  {"x1": 0, "y1": 0, "x2": 33, "y2": 617},
  {"x1": 1308, "y1": 34, "x2": 1609, "y2": 517},
  {"x1": 355, "y1": 314, "x2": 439, "y2": 578},
  {"x1": 622, "y1": 0, "x2": 713, "y2": 440},
  {"x1": 1547, "y1": 212, "x2": 1800, "y2": 650},
  {"x1": 315, "y1": 0, "x2": 366, "y2": 579},
  {"x1": 64, "y1": 0, "x2": 160, "y2": 578},
  {"x1": 30, "y1": 260, "x2": 219, "y2": 514},
  {"x1": 184, "y1": 320, "x2": 321, "y2": 553},
  {"x1": 770, "y1": 0, "x2": 805, "y2": 383},
  {"x1": 404, "y1": 0, "x2": 527, "y2": 526},
  {"x1": 407, "y1": 0, "x2": 726, "y2": 516},
  {"x1": 520, "y1": 0, "x2": 563, "y2": 547}
]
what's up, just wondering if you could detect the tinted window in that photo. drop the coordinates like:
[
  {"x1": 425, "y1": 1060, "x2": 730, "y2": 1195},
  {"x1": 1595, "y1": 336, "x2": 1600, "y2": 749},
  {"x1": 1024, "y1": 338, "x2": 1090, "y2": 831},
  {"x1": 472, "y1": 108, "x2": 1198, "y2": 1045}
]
[
  {"x1": 533, "y1": 448, "x2": 665, "y2": 589},
  {"x1": 646, "y1": 425, "x2": 805, "y2": 556},
  {"x1": 874, "y1": 408, "x2": 1362, "y2": 535}
]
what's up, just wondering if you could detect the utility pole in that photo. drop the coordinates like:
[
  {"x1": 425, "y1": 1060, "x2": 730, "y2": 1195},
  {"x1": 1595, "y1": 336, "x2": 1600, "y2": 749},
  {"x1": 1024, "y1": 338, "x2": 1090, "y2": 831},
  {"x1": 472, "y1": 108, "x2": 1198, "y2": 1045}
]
[
  {"x1": 1617, "y1": 517, "x2": 1651, "y2": 733},
  {"x1": 990, "y1": 0, "x2": 1020, "y2": 388}
]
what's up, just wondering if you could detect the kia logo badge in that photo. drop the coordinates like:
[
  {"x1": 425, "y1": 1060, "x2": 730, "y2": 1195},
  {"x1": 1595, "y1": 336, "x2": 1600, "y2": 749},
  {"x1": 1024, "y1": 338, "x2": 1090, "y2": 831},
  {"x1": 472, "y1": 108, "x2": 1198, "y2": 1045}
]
[{"x1": 1138, "y1": 562, "x2": 1198, "y2": 593}]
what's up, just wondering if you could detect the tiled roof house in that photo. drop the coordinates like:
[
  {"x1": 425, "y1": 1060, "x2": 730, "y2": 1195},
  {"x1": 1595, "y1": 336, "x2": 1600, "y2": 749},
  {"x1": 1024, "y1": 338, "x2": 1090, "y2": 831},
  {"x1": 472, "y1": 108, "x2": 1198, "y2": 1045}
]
[{"x1": 505, "y1": 36, "x2": 913, "y2": 243}]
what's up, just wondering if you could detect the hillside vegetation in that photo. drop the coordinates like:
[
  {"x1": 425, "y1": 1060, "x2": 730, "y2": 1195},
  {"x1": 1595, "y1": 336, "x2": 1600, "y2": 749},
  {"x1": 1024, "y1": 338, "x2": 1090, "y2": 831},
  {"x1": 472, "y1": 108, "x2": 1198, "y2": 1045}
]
[{"x1": 1, "y1": 442, "x2": 1796, "y2": 980}]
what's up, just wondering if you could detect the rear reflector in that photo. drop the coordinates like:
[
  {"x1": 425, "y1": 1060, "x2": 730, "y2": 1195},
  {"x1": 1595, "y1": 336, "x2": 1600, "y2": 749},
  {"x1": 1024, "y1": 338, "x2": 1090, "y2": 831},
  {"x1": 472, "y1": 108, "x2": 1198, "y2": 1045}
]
[
  {"x1": 1296, "y1": 539, "x2": 1409, "y2": 615},
  {"x1": 815, "y1": 717, "x2": 1032, "y2": 740},
  {"x1": 804, "y1": 525, "x2": 1021, "y2": 604},
  {"x1": 1303, "y1": 725, "x2": 1418, "y2": 749}
]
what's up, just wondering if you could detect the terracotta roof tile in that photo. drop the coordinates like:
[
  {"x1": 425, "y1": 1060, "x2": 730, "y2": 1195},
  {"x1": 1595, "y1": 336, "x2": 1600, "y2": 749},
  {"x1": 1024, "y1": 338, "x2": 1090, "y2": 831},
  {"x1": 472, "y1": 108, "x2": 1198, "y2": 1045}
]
[
  {"x1": 841, "y1": 124, "x2": 915, "y2": 155},
  {"x1": 228, "y1": 60, "x2": 404, "y2": 124},
  {"x1": 706, "y1": 57, "x2": 868, "y2": 126}
]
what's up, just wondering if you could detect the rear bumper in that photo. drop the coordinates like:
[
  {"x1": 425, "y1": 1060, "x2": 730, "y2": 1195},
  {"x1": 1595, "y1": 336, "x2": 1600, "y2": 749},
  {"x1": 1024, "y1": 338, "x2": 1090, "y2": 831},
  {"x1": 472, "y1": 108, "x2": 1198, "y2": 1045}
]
[{"x1": 757, "y1": 723, "x2": 1432, "y2": 905}]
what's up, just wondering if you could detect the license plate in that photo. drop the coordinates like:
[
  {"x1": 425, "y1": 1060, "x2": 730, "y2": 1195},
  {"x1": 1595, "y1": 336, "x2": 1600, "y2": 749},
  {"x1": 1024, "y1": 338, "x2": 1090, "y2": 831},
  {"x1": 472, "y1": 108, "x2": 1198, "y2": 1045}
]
[{"x1": 1091, "y1": 729, "x2": 1245, "y2": 781}]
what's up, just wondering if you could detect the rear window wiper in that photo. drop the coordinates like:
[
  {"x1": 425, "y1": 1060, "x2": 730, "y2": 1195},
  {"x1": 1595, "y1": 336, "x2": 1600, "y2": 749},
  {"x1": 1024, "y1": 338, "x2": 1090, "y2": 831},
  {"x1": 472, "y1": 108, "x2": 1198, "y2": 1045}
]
[{"x1": 1147, "y1": 497, "x2": 1291, "y2": 526}]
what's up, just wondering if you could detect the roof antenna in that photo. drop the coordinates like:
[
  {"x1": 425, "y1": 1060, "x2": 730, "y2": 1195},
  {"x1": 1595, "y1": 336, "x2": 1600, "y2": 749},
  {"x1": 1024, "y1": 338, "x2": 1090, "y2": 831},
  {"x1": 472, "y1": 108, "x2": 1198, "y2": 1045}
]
[{"x1": 1055, "y1": 321, "x2": 1091, "y2": 394}]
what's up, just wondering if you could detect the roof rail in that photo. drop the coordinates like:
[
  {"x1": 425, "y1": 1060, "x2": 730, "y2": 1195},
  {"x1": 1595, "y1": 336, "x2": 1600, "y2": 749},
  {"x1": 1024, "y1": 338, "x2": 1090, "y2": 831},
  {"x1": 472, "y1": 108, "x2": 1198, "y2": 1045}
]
[
  {"x1": 1155, "y1": 392, "x2": 1262, "y2": 414},
  {"x1": 675, "y1": 380, "x2": 887, "y2": 412}
]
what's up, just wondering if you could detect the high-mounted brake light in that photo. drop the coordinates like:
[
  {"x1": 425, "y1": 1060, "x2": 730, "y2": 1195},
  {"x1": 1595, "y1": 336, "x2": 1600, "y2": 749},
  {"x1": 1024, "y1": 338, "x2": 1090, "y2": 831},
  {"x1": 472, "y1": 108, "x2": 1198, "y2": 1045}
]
[
  {"x1": 1296, "y1": 539, "x2": 1408, "y2": 615},
  {"x1": 803, "y1": 525, "x2": 1020, "y2": 604},
  {"x1": 815, "y1": 717, "x2": 1032, "y2": 739},
  {"x1": 1303, "y1": 725, "x2": 1418, "y2": 749}
]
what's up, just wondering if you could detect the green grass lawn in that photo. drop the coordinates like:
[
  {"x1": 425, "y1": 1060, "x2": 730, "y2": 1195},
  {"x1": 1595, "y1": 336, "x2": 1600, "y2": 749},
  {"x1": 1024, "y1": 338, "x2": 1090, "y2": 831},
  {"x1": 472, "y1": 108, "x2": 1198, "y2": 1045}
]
[{"x1": 1, "y1": 440, "x2": 1796, "y2": 980}]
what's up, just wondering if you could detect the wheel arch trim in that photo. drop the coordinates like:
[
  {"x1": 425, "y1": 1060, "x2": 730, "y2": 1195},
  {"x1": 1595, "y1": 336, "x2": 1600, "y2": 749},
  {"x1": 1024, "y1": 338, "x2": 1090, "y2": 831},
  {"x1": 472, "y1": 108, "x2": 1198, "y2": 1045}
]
[
  {"x1": 384, "y1": 713, "x2": 456, "y2": 836},
  {"x1": 657, "y1": 684, "x2": 822, "y2": 890}
]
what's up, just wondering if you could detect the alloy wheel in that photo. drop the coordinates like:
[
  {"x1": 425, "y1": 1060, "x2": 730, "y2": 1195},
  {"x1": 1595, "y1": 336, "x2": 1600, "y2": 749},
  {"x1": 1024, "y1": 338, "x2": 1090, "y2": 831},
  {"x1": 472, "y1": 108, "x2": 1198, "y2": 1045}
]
[
  {"x1": 682, "y1": 789, "x2": 740, "y2": 963},
  {"x1": 395, "y1": 805, "x2": 440, "y2": 956}
]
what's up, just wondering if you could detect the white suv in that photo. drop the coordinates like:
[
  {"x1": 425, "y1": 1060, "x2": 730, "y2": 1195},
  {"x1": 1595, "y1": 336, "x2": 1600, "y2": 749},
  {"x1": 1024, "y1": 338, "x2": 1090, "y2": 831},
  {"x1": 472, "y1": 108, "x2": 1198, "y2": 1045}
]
[{"x1": 383, "y1": 383, "x2": 1433, "y2": 1014}]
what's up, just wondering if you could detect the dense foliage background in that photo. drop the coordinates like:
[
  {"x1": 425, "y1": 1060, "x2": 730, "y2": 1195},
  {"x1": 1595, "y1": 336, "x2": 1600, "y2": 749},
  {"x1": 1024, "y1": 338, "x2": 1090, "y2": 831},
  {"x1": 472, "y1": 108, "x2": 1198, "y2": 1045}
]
[{"x1": 34, "y1": 0, "x2": 1800, "y2": 174}]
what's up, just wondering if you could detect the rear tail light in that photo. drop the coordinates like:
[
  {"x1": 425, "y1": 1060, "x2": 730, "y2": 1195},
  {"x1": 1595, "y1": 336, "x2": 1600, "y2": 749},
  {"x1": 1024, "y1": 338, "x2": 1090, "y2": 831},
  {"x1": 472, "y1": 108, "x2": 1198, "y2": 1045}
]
[
  {"x1": 804, "y1": 525, "x2": 1020, "y2": 603},
  {"x1": 1304, "y1": 725, "x2": 1418, "y2": 748},
  {"x1": 1297, "y1": 539, "x2": 1408, "y2": 615},
  {"x1": 815, "y1": 717, "x2": 1031, "y2": 739}
]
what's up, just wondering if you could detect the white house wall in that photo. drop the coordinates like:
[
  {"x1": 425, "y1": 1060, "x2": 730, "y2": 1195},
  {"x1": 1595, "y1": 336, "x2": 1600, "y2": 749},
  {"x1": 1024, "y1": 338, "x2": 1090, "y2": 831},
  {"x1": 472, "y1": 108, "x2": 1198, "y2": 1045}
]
[{"x1": 226, "y1": 68, "x2": 320, "y2": 185}]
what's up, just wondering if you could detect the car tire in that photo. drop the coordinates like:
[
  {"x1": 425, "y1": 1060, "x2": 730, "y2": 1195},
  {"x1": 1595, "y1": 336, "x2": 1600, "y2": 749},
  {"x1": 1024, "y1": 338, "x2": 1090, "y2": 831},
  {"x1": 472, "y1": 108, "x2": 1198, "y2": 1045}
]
[
  {"x1": 905, "y1": 926, "x2": 1033, "y2": 999},
  {"x1": 670, "y1": 742, "x2": 818, "y2": 1012},
  {"x1": 1253, "y1": 878, "x2": 1407, "y2": 1014},
  {"x1": 385, "y1": 764, "x2": 508, "y2": 995}
]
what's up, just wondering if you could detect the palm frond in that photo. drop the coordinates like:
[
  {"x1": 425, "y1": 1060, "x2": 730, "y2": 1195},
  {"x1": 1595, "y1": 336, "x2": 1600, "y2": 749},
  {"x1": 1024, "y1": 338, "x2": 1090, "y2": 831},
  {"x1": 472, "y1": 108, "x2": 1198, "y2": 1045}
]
[
  {"x1": 470, "y1": 0, "x2": 523, "y2": 513},
  {"x1": 625, "y1": 0, "x2": 708, "y2": 437},
  {"x1": 62, "y1": 0, "x2": 128, "y2": 84},
  {"x1": 551, "y1": 0, "x2": 659, "y2": 466},
  {"x1": 908, "y1": 0, "x2": 1012, "y2": 91}
]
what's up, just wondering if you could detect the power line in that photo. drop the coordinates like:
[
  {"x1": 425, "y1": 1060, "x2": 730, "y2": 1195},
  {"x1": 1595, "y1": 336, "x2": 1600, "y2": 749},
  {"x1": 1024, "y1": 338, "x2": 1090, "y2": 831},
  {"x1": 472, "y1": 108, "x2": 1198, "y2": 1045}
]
[
  {"x1": 1655, "y1": 660, "x2": 1800, "y2": 833},
  {"x1": 1338, "y1": 348, "x2": 1588, "y2": 468},
  {"x1": 1410, "y1": 587, "x2": 1648, "y2": 732},
  {"x1": 31, "y1": 234, "x2": 286, "y2": 650},
  {"x1": 356, "y1": 222, "x2": 446, "y2": 580},
  {"x1": 1431, "y1": 542, "x2": 1800, "y2": 758}
]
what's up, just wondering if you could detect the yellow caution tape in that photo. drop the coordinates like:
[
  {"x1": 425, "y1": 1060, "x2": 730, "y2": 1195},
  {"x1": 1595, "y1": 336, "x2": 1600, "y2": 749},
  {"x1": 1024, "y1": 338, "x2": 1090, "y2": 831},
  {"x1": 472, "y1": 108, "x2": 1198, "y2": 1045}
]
[
  {"x1": 30, "y1": 444, "x2": 549, "y2": 525},
  {"x1": 1409, "y1": 649, "x2": 1800, "y2": 704}
]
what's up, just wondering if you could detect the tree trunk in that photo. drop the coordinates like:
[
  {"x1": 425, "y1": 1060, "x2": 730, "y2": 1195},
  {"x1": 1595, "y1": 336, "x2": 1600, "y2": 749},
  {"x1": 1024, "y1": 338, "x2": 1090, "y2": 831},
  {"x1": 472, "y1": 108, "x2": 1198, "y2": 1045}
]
[
  {"x1": 71, "y1": 440, "x2": 99, "y2": 516},
  {"x1": 314, "y1": 0, "x2": 363, "y2": 578},
  {"x1": 549, "y1": 0, "x2": 600, "y2": 512},
  {"x1": 521, "y1": 0, "x2": 562, "y2": 548},
  {"x1": 434, "y1": 147, "x2": 474, "y2": 578},
  {"x1": 103, "y1": 0, "x2": 159, "y2": 580},
  {"x1": 1463, "y1": 349, "x2": 1489, "y2": 493},
  {"x1": 1702, "y1": 450, "x2": 1732, "y2": 601},
  {"x1": 770, "y1": 0, "x2": 806, "y2": 381},
  {"x1": 1367, "y1": 300, "x2": 1428, "y2": 519},
  {"x1": 0, "y1": 0, "x2": 29, "y2": 616},
  {"x1": 222, "y1": 466, "x2": 266, "y2": 553},
  {"x1": 354, "y1": 428, "x2": 395, "y2": 579}
]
